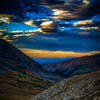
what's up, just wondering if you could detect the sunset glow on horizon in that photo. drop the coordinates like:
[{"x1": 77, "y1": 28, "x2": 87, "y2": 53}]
[{"x1": 20, "y1": 48, "x2": 100, "y2": 58}]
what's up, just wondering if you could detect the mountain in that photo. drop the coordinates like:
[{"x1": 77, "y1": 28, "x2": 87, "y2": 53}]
[
  {"x1": 0, "y1": 39, "x2": 100, "y2": 100},
  {"x1": 0, "y1": 39, "x2": 55, "y2": 100},
  {"x1": 0, "y1": 38, "x2": 44, "y2": 73},
  {"x1": 0, "y1": 39, "x2": 63, "y2": 80},
  {"x1": 0, "y1": 38, "x2": 100, "y2": 81},
  {"x1": 43, "y1": 54, "x2": 100, "y2": 78},
  {"x1": 32, "y1": 71, "x2": 100, "y2": 100}
]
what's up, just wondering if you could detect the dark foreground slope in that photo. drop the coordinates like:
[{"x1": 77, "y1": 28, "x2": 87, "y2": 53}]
[
  {"x1": 32, "y1": 71, "x2": 100, "y2": 100},
  {"x1": 0, "y1": 39, "x2": 63, "y2": 81},
  {"x1": 0, "y1": 39, "x2": 55, "y2": 100},
  {"x1": 43, "y1": 54, "x2": 100, "y2": 79}
]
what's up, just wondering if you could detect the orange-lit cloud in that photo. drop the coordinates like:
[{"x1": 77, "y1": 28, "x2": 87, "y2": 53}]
[
  {"x1": 73, "y1": 20, "x2": 93, "y2": 26},
  {"x1": 80, "y1": 27, "x2": 99, "y2": 30},
  {"x1": 19, "y1": 48, "x2": 100, "y2": 58},
  {"x1": 52, "y1": 9, "x2": 67, "y2": 15}
]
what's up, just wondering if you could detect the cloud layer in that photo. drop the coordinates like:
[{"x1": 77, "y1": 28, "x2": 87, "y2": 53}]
[{"x1": 20, "y1": 48, "x2": 100, "y2": 58}]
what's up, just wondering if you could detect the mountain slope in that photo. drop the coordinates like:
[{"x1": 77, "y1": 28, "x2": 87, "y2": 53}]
[
  {"x1": 0, "y1": 39, "x2": 63, "y2": 81},
  {"x1": 0, "y1": 39, "x2": 55, "y2": 100},
  {"x1": 0, "y1": 38, "x2": 44, "y2": 73},
  {"x1": 0, "y1": 39, "x2": 100, "y2": 100},
  {"x1": 32, "y1": 71, "x2": 100, "y2": 100},
  {"x1": 43, "y1": 54, "x2": 100, "y2": 78},
  {"x1": 0, "y1": 38, "x2": 100, "y2": 82}
]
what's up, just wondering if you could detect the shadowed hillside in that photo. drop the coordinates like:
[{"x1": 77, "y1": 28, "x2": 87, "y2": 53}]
[
  {"x1": 43, "y1": 54, "x2": 100, "y2": 79},
  {"x1": 0, "y1": 39, "x2": 55, "y2": 100},
  {"x1": 0, "y1": 39, "x2": 63, "y2": 81}
]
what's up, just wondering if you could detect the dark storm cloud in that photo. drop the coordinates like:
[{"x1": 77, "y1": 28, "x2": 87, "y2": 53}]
[
  {"x1": 12, "y1": 32, "x2": 100, "y2": 52},
  {"x1": 39, "y1": 0, "x2": 65, "y2": 5},
  {"x1": 41, "y1": 0, "x2": 100, "y2": 19},
  {"x1": 1, "y1": 0, "x2": 100, "y2": 19}
]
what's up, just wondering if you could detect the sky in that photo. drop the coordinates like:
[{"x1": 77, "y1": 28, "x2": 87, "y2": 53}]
[
  {"x1": 0, "y1": 0, "x2": 100, "y2": 64},
  {"x1": 13, "y1": 31, "x2": 100, "y2": 52}
]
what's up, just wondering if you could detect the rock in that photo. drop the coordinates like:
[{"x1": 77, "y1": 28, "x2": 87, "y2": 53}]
[{"x1": 32, "y1": 71, "x2": 100, "y2": 100}]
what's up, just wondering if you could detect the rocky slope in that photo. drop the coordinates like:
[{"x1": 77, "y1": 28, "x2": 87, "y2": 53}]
[
  {"x1": 43, "y1": 53, "x2": 100, "y2": 80},
  {"x1": 32, "y1": 71, "x2": 100, "y2": 100}
]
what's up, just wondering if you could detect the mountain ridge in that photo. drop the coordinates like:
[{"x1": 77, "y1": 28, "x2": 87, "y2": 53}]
[
  {"x1": 32, "y1": 71, "x2": 100, "y2": 100},
  {"x1": 0, "y1": 39, "x2": 100, "y2": 100},
  {"x1": 43, "y1": 53, "x2": 100, "y2": 78}
]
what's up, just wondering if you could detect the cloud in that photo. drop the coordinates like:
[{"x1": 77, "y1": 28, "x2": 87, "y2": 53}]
[
  {"x1": 12, "y1": 32, "x2": 100, "y2": 52},
  {"x1": 19, "y1": 48, "x2": 100, "y2": 58}
]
